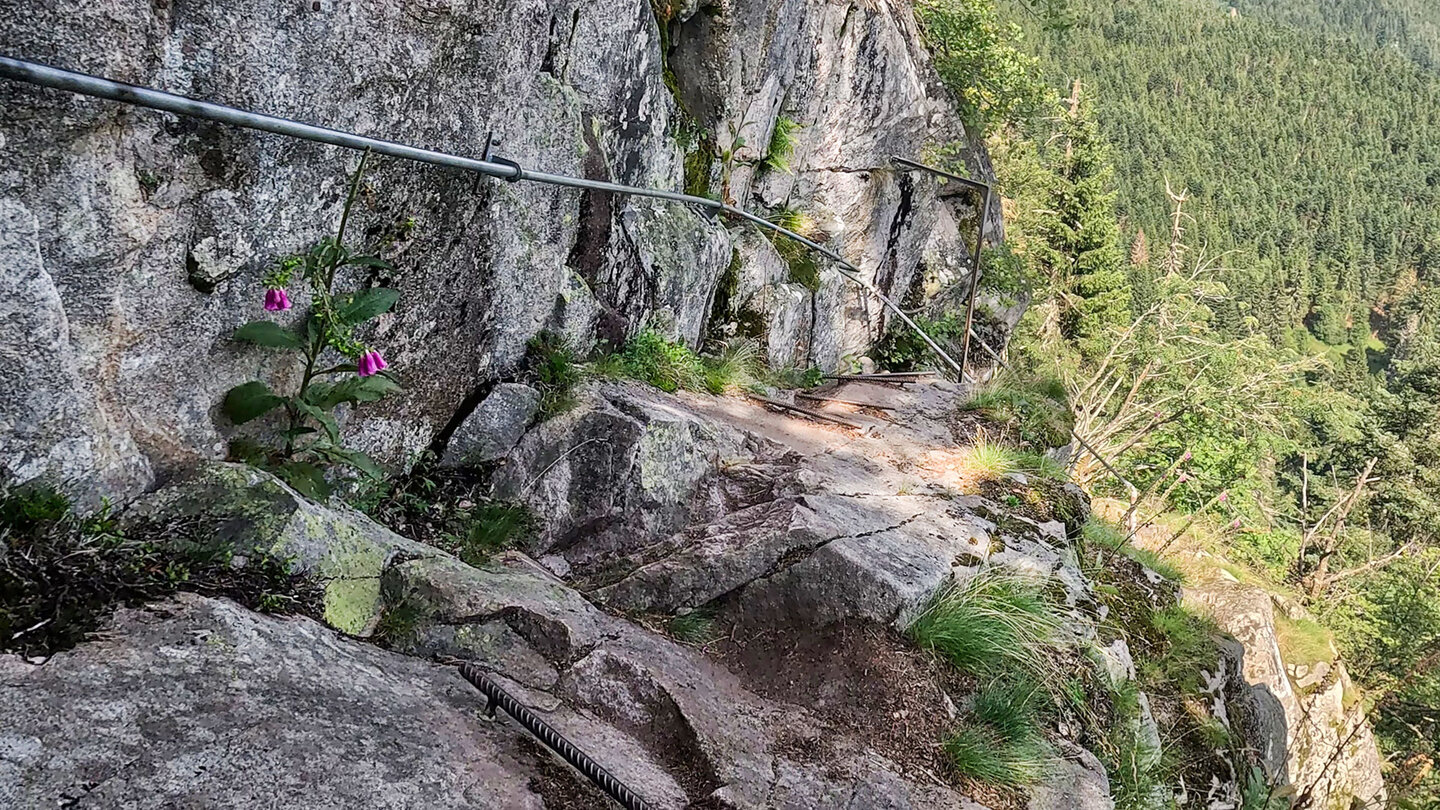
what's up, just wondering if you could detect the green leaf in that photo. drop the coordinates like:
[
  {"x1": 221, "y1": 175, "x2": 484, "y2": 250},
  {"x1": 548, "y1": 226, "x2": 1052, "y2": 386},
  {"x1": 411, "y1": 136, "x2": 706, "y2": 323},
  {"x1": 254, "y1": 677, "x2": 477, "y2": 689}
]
[
  {"x1": 294, "y1": 401, "x2": 340, "y2": 444},
  {"x1": 276, "y1": 462, "x2": 331, "y2": 500},
  {"x1": 338, "y1": 288, "x2": 399, "y2": 324},
  {"x1": 233, "y1": 321, "x2": 305, "y2": 350},
  {"x1": 314, "y1": 445, "x2": 385, "y2": 480},
  {"x1": 317, "y1": 374, "x2": 401, "y2": 408},
  {"x1": 223, "y1": 381, "x2": 286, "y2": 425}
]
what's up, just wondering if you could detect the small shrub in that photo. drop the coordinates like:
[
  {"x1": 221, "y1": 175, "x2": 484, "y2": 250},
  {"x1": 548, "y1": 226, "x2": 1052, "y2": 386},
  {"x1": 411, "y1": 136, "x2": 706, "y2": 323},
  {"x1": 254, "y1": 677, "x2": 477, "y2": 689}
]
[
  {"x1": 611, "y1": 329, "x2": 706, "y2": 392},
  {"x1": 874, "y1": 313, "x2": 965, "y2": 372},
  {"x1": 908, "y1": 568, "x2": 1063, "y2": 678},
  {"x1": 960, "y1": 376, "x2": 1074, "y2": 449},
  {"x1": 526, "y1": 331, "x2": 583, "y2": 419},
  {"x1": 945, "y1": 677, "x2": 1054, "y2": 787}
]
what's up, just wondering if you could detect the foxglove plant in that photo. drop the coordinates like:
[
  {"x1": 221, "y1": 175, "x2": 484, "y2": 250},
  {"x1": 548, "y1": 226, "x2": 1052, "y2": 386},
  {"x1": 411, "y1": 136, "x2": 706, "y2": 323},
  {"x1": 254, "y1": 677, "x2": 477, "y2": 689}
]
[{"x1": 222, "y1": 153, "x2": 399, "y2": 499}]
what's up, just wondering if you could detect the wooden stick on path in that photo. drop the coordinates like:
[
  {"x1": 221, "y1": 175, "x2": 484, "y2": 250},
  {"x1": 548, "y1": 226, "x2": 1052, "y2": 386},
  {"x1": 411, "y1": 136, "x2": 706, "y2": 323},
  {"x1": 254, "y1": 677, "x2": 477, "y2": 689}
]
[{"x1": 746, "y1": 394, "x2": 866, "y2": 430}]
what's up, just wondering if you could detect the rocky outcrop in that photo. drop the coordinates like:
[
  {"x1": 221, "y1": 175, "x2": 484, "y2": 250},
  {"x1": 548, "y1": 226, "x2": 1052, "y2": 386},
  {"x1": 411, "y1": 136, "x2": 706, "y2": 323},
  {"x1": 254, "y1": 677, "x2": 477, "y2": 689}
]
[
  {"x1": 2, "y1": 376, "x2": 1122, "y2": 809},
  {"x1": 1187, "y1": 577, "x2": 1387, "y2": 809},
  {"x1": 0, "y1": 0, "x2": 993, "y2": 506}
]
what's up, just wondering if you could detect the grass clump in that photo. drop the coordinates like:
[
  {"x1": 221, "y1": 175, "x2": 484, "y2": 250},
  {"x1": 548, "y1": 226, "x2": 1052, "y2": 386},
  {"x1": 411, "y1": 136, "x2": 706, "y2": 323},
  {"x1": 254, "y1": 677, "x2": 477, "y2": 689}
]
[
  {"x1": 1, "y1": 484, "x2": 317, "y2": 657},
  {"x1": 963, "y1": 437, "x2": 1020, "y2": 479},
  {"x1": 458, "y1": 503, "x2": 533, "y2": 567},
  {"x1": 960, "y1": 376, "x2": 1074, "y2": 449},
  {"x1": 1138, "y1": 605, "x2": 1223, "y2": 696},
  {"x1": 667, "y1": 609, "x2": 720, "y2": 645},
  {"x1": 1272, "y1": 612, "x2": 1336, "y2": 667},
  {"x1": 525, "y1": 331, "x2": 583, "y2": 419},
  {"x1": 761, "y1": 116, "x2": 801, "y2": 174},
  {"x1": 1099, "y1": 678, "x2": 1167, "y2": 810},
  {"x1": 908, "y1": 568, "x2": 1064, "y2": 678},
  {"x1": 767, "y1": 209, "x2": 824, "y2": 291},
  {"x1": 945, "y1": 677, "x2": 1055, "y2": 787}
]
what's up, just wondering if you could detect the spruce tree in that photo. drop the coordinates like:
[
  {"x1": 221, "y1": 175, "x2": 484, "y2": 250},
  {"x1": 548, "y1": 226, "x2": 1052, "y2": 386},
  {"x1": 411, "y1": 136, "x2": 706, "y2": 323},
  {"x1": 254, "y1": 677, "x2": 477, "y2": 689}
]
[{"x1": 1034, "y1": 85, "x2": 1132, "y2": 353}]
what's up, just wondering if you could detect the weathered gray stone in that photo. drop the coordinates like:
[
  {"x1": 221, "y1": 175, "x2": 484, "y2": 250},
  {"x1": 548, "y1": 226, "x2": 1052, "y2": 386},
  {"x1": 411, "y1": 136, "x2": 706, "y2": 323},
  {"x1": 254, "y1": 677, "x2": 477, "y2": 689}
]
[
  {"x1": 0, "y1": 595, "x2": 547, "y2": 809},
  {"x1": 1026, "y1": 742, "x2": 1113, "y2": 810},
  {"x1": 1189, "y1": 581, "x2": 1387, "y2": 808},
  {"x1": 491, "y1": 381, "x2": 758, "y2": 561},
  {"x1": 439, "y1": 382, "x2": 540, "y2": 468},
  {"x1": 124, "y1": 462, "x2": 441, "y2": 636}
]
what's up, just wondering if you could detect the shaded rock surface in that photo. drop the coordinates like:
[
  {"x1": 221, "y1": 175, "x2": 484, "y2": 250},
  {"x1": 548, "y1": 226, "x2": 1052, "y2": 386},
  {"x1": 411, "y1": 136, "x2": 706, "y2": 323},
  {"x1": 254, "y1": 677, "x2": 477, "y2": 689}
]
[
  {"x1": 0, "y1": 0, "x2": 995, "y2": 506},
  {"x1": 1186, "y1": 577, "x2": 1387, "y2": 809}
]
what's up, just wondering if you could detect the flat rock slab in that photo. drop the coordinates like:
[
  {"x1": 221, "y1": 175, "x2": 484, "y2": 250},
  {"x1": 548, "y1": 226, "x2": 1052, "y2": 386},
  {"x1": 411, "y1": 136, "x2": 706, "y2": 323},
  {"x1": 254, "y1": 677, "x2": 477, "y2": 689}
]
[{"x1": 0, "y1": 595, "x2": 549, "y2": 809}]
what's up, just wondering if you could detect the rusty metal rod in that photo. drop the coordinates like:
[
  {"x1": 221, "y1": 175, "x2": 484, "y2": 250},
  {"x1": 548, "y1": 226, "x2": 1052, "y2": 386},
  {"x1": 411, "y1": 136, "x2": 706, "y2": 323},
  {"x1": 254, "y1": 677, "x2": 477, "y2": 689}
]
[{"x1": 459, "y1": 663, "x2": 648, "y2": 810}]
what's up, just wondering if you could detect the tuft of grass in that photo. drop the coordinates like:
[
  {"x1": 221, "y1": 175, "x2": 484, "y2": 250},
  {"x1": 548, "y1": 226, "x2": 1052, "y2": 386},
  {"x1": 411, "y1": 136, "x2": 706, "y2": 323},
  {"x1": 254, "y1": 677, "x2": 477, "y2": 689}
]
[
  {"x1": 960, "y1": 376, "x2": 1074, "y2": 449},
  {"x1": 767, "y1": 209, "x2": 824, "y2": 291},
  {"x1": 1014, "y1": 449, "x2": 1070, "y2": 481},
  {"x1": 908, "y1": 568, "x2": 1064, "y2": 678},
  {"x1": 1137, "y1": 605, "x2": 1223, "y2": 696},
  {"x1": 963, "y1": 437, "x2": 1021, "y2": 479},
  {"x1": 1272, "y1": 612, "x2": 1336, "y2": 667},
  {"x1": 702, "y1": 338, "x2": 764, "y2": 395},
  {"x1": 761, "y1": 116, "x2": 801, "y2": 174},
  {"x1": 525, "y1": 331, "x2": 583, "y2": 419},
  {"x1": 1101, "y1": 678, "x2": 1167, "y2": 810},
  {"x1": 458, "y1": 503, "x2": 533, "y2": 567},
  {"x1": 667, "y1": 610, "x2": 720, "y2": 645},
  {"x1": 945, "y1": 677, "x2": 1054, "y2": 787}
]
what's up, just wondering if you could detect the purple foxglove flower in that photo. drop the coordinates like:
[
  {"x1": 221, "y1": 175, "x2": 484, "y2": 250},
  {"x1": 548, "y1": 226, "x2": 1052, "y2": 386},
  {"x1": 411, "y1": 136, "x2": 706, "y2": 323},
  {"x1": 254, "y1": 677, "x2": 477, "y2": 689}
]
[
  {"x1": 263, "y1": 288, "x2": 292, "y2": 312},
  {"x1": 1230, "y1": 519, "x2": 1241, "y2": 529},
  {"x1": 1182, "y1": 451, "x2": 1192, "y2": 462},
  {"x1": 371, "y1": 350, "x2": 388, "y2": 372},
  {"x1": 357, "y1": 352, "x2": 376, "y2": 377},
  {"x1": 1217, "y1": 491, "x2": 1228, "y2": 503}
]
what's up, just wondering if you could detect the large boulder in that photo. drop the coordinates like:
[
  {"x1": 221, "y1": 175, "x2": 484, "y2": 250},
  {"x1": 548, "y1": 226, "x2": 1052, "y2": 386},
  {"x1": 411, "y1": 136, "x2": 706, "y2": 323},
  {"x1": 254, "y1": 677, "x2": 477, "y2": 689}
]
[
  {"x1": 0, "y1": 594, "x2": 628, "y2": 809},
  {"x1": 1187, "y1": 579, "x2": 1387, "y2": 808}
]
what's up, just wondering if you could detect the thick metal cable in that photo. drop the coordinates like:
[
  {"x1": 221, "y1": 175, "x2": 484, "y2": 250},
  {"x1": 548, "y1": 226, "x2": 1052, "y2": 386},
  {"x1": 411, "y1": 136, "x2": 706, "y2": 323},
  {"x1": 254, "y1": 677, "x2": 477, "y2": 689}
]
[
  {"x1": 459, "y1": 662, "x2": 649, "y2": 810},
  {"x1": 0, "y1": 55, "x2": 967, "y2": 380}
]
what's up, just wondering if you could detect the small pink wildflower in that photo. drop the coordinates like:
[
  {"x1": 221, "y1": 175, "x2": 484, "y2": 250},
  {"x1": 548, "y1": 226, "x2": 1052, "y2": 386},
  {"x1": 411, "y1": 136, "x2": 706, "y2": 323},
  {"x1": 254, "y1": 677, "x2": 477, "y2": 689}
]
[{"x1": 263, "y1": 288, "x2": 292, "y2": 311}]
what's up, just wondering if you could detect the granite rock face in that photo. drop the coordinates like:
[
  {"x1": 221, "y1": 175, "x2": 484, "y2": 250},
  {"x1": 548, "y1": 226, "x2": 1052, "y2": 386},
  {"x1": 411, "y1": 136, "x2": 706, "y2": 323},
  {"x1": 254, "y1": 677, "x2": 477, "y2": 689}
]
[
  {"x1": 1187, "y1": 576, "x2": 1387, "y2": 808},
  {"x1": 0, "y1": 0, "x2": 990, "y2": 505}
]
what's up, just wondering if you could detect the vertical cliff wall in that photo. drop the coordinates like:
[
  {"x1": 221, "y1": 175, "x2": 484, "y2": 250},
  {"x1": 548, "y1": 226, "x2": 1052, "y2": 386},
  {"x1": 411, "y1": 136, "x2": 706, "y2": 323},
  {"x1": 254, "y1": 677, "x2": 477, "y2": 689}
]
[{"x1": 0, "y1": 0, "x2": 995, "y2": 505}]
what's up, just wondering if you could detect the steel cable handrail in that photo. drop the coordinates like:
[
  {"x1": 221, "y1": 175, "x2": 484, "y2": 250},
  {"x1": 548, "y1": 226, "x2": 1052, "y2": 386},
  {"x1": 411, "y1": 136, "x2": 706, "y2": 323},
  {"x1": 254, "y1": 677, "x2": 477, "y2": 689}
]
[{"x1": 0, "y1": 55, "x2": 969, "y2": 381}]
